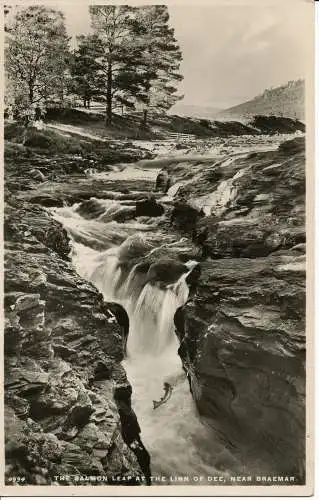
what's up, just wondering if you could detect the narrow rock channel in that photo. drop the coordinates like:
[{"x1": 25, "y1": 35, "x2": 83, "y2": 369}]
[
  {"x1": 5, "y1": 132, "x2": 306, "y2": 486},
  {"x1": 52, "y1": 167, "x2": 236, "y2": 484}
]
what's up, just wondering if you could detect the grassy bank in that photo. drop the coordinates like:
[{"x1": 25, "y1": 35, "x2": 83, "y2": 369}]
[{"x1": 44, "y1": 108, "x2": 305, "y2": 140}]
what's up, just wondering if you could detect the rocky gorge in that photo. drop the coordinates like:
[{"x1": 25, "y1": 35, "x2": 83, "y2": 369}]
[{"x1": 4, "y1": 120, "x2": 306, "y2": 487}]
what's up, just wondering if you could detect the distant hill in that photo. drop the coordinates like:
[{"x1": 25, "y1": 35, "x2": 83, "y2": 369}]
[
  {"x1": 169, "y1": 103, "x2": 222, "y2": 119},
  {"x1": 218, "y1": 80, "x2": 305, "y2": 121}
]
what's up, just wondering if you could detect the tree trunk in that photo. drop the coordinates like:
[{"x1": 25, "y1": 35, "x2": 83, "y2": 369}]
[
  {"x1": 106, "y1": 61, "x2": 112, "y2": 124},
  {"x1": 142, "y1": 109, "x2": 148, "y2": 127},
  {"x1": 24, "y1": 84, "x2": 34, "y2": 127},
  {"x1": 60, "y1": 86, "x2": 64, "y2": 106},
  {"x1": 29, "y1": 85, "x2": 34, "y2": 107},
  {"x1": 87, "y1": 100, "x2": 91, "y2": 110}
]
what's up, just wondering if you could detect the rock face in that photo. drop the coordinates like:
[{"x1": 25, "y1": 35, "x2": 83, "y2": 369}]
[
  {"x1": 170, "y1": 137, "x2": 306, "y2": 481},
  {"x1": 4, "y1": 199, "x2": 150, "y2": 485}
]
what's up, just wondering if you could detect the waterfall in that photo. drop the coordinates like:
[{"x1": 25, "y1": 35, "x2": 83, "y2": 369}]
[
  {"x1": 52, "y1": 165, "x2": 238, "y2": 482},
  {"x1": 73, "y1": 238, "x2": 196, "y2": 359},
  {"x1": 69, "y1": 234, "x2": 231, "y2": 482}
]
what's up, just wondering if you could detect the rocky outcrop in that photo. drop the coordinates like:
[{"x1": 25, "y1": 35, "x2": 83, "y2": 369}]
[
  {"x1": 4, "y1": 200, "x2": 150, "y2": 485},
  {"x1": 135, "y1": 197, "x2": 165, "y2": 218},
  {"x1": 175, "y1": 254, "x2": 305, "y2": 479},
  {"x1": 167, "y1": 137, "x2": 305, "y2": 259},
  {"x1": 170, "y1": 136, "x2": 306, "y2": 481}
]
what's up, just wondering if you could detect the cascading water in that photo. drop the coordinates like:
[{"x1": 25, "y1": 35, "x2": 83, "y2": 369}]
[
  {"x1": 53, "y1": 165, "x2": 239, "y2": 484},
  {"x1": 69, "y1": 239, "x2": 231, "y2": 483}
]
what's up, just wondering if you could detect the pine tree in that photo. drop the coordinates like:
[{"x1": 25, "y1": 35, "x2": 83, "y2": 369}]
[
  {"x1": 5, "y1": 6, "x2": 70, "y2": 119},
  {"x1": 70, "y1": 34, "x2": 105, "y2": 109},
  {"x1": 131, "y1": 5, "x2": 183, "y2": 126},
  {"x1": 89, "y1": 5, "x2": 136, "y2": 123}
]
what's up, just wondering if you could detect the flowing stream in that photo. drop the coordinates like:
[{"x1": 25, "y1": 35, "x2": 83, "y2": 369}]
[{"x1": 53, "y1": 164, "x2": 240, "y2": 484}]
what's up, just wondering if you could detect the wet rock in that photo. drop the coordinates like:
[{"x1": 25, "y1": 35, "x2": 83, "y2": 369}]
[
  {"x1": 117, "y1": 234, "x2": 152, "y2": 263},
  {"x1": 176, "y1": 253, "x2": 305, "y2": 478},
  {"x1": 167, "y1": 139, "x2": 305, "y2": 260},
  {"x1": 4, "y1": 202, "x2": 71, "y2": 260},
  {"x1": 100, "y1": 302, "x2": 129, "y2": 357},
  {"x1": 135, "y1": 197, "x2": 165, "y2": 217},
  {"x1": 114, "y1": 384, "x2": 151, "y2": 484},
  {"x1": 28, "y1": 195, "x2": 64, "y2": 207},
  {"x1": 76, "y1": 198, "x2": 106, "y2": 220},
  {"x1": 145, "y1": 259, "x2": 188, "y2": 285},
  {"x1": 155, "y1": 169, "x2": 170, "y2": 192},
  {"x1": 171, "y1": 202, "x2": 204, "y2": 234},
  {"x1": 113, "y1": 207, "x2": 136, "y2": 223},
  {"x1": 29, "y1": 169, "x2": 46, "y2": 182}
]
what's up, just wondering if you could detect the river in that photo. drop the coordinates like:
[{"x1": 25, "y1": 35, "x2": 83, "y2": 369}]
[{"x1": 52, "y1": 160, "x2": 242, "y2": 484}]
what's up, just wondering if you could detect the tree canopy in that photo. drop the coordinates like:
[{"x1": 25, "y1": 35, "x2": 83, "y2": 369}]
[
  {"x1": 5, "y1": 6, "x2": 70, "y2": 118},
  {"x1": 5, "y1": 4, "x2": 183, "y2": 125}
]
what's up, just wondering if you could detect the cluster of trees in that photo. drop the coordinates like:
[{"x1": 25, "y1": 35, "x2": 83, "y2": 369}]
[{"x1": 5, "y1": 5, "x2": 183, "y2": 125}]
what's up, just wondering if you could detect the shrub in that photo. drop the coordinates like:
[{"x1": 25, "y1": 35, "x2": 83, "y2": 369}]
[
  {"x1": 24, "y1": 129, "x2": 54, "y2": 149},
  {"x1": 278, "y1": 136, "x2": 305, "y2": 155},
  {"x1": 4, "y1": 122, "x2": 26, "y2": 143},
  {"x1": 199, "y1": 119, "x2": 211, "y2": 128}
]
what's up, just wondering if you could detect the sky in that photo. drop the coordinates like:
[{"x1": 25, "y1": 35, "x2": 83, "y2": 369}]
[{"x1": 59, "y1": 2, "x2": 311, "y2": 109}]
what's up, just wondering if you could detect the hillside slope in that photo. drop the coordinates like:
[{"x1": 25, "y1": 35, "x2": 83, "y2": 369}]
[
  {"x1": 219, "y1": 80, "x2": 305, "y2": 121},
  {"x1": 43, "y1": 108, "x2": 305, "y2": 141}
]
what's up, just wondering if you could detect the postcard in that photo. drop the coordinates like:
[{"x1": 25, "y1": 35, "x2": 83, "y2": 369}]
[{"x1": 1, "y1": 0, "x2": 315, "y2": 496}]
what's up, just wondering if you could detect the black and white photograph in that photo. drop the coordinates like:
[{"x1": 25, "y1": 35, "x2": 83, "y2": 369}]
[{"x1": 2, "y1": 0, "x2": 315, "y2": 495}]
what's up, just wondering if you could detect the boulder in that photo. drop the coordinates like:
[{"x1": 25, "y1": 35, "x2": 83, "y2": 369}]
[
  {"x1": 171, "y1": 202, "x2": 204, "y2": 234},
  {"x1": 76, "y1": 198, "x2": 106, "y2": 220},
  {"x1": 29, "y1": 169, "x2": 46, "y2": 182},
  {"x1": 145, "y1": 259, "x2": 188, "y2": 285},
  {"x1": 155, "y1": 169, "x2": 170, "y2": 192},
  {"x1": 135, "y1": 197, "x2": 165, "y2": 217},
  {"x1": 117, "y1": 234, "x2": 152, "y2": 263}
]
